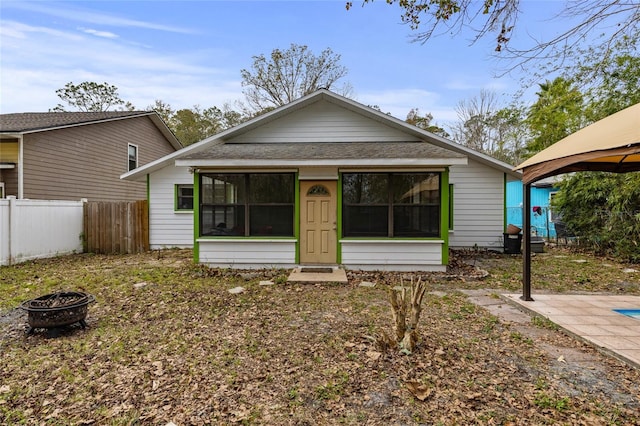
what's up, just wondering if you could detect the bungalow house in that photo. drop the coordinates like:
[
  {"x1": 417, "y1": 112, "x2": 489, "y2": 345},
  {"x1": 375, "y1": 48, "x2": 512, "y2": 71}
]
[
  {"x1": 122, "y1": 90, "x2": 521, "y2": 271},
  {"x1": 0, "y1": 111, "x2": 181, "y2": 201}
]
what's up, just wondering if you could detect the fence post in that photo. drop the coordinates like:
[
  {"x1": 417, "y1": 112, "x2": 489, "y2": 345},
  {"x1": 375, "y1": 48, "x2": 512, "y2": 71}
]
[{"x1": 7, "y1": 196, "x2": 16, "y2": 265}]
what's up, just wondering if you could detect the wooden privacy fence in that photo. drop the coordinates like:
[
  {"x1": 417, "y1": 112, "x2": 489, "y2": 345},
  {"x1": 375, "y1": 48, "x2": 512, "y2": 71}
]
[{"x1": 83, "y1": 200, "x2": 149, "y2": 254}]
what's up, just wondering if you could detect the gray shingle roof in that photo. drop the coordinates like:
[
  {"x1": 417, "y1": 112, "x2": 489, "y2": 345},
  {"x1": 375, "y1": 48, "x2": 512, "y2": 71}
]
[
  {"x1": 0, "y1": 111, "x2": 149, "y2": 133},
  {"x1": 180, "y1": 140, "x2": 466, "y2": 161}
]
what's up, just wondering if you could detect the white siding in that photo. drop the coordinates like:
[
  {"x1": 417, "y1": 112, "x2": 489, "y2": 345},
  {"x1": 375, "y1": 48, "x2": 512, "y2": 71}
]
[
  {"x1": 449, "y1": 159, "x2": 505, "y2": 249},
  {"x1": 198, "y1": 239, "x2": 297, "y2": 269},
  {"x1": 149, "y1": 166, "x2": 194, "y2": 248},
  {"x1": 229, "y1": 102, "x2": 420, "y2": 144},
  {"x1": 340, "y1": 240, "x2": 445, "y2": 272}
]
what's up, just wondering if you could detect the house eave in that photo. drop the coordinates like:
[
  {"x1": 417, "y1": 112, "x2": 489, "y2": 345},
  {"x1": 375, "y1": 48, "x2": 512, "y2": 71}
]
[{"x1": 175, "y1": 158, "x2": 468, "y2": 168}]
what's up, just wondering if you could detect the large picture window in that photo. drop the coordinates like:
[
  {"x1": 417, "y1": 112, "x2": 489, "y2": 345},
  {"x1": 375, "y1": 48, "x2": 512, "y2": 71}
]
[
  {"x1": 342, "y1": 172, "x2": 440, "y2": 238},
  {"x1": 200, "y1": 173, "x2": 295, "y2": 237}
]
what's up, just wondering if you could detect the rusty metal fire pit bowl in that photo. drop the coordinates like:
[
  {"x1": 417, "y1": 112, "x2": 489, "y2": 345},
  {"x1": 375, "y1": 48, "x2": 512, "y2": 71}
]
[{"x1": 20, "y1": 291, "x2": 95, "y2": 335}]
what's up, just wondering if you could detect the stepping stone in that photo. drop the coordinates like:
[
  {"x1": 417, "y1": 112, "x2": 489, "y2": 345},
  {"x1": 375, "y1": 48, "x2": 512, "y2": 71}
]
[
  {"x1": 259, "y1": 280, "x2": 275, "y2": 286},
  {"x1": 359, "y1": 281, "x2": 376, "y2": 287},
  {"x1": 228, "y1": 286, "x2": 245, "y2": 294},
  {"x1": 623, "y1": 268, "x2": 638, "y2": 273}
]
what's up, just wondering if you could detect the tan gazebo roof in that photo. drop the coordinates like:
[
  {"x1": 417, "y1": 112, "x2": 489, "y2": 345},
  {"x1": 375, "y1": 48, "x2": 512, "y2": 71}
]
[
  {"x1": 515, "y1": 103, "x2": 640, "y2": 184},
  {"x1": 514, "y1": 103, "x2": 640, "y2": 301}
]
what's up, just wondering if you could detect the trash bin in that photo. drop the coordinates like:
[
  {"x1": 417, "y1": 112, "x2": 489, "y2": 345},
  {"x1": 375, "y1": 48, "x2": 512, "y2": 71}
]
[{"x1": 503, "y1": 232, "x2": 522, "y2": 254}]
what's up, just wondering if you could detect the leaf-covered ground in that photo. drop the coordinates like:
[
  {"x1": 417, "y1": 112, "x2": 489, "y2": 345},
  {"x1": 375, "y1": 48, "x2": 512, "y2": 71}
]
[{"x1": 1, "y1": 248, "x2": 639, "y2": 425}]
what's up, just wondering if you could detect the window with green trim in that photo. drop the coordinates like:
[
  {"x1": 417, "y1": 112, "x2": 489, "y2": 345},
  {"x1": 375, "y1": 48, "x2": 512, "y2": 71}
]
[
  {"x1": 176, "y1": 184, "x2": 194, "y2": 211},
  {"x1": 199, "y1": 173, "x2": 295, "y2": 237},
  {"x1": 342, "y1": 172, "x2": 440, "y2": 237}
]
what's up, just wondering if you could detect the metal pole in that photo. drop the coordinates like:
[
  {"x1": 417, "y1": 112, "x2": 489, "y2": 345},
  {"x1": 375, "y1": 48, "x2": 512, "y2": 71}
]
[{"x1": 522, "y1": 183, "x2": 533, "y2": 301}]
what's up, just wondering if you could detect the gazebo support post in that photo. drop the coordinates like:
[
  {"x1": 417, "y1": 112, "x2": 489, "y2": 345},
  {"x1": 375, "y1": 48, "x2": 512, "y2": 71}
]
[{"x1": 521, "y1": 182, "x2": 533, "y2": 301}]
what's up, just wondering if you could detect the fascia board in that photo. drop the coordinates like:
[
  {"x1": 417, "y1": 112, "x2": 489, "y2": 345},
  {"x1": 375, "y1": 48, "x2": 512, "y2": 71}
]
[{"x1": 175, "y1": 158, "x2": 468, "y2": 168}]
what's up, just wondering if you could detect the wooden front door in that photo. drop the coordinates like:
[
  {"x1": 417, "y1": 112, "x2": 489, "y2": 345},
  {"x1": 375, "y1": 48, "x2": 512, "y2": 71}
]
[{"x1": 299, "y1": 181, "x2": 337, "y2": 264}]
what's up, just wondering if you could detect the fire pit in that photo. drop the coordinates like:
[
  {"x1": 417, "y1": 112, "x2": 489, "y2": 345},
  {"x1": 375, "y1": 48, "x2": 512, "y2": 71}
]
[{"x1": 20, "y1": 291, "x2": 95, "y2": 335}]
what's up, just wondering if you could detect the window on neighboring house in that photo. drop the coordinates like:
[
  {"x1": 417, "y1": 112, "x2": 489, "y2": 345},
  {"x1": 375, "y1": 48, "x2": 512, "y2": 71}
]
[
  {"x1": 176, "y1": 184, "x2": 194, "y2": 210},
  {"x1": 128, "y1": 144, "x2": 138, "y2": 171},
  {"x1": 342, "y1": 172, "x2": 441, "y2": 238},
  {"x1": 549, "y1": 191, "x2": 559, "y2": 222},
  {"x1": 200, "y1": 173, "x2": 295, "y2": 237},
  {"x1": 0, "y1": 182, "x2": 4, "y2": 199}
]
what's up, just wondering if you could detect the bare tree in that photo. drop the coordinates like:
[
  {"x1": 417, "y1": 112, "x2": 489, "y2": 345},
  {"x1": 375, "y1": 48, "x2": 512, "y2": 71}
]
[
  {"x1": 240, "y1": 44, "x2": 351, "y2": 113},
  {"x1": 348, "y1": 0, "x2": 639, "y2": 75},
  {"x1": 452, "y1": 90, "x2": 527, "y2": 164}
]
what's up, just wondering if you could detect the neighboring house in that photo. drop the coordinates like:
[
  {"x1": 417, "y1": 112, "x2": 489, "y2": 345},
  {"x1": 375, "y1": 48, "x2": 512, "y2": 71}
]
[
  {"x1": 0, "y1": 111, "x2": 181, "y2": 201},
  {"x1": 506, "y1": 177, "x2": 560, "y2": 238},
  {"x1": 122, "y1": 90, "x2": 521, "y2": 271}
]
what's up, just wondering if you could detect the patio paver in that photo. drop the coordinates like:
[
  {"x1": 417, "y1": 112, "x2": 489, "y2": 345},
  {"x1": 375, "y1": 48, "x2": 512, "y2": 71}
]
[{"x1": 503, "y1": 294, "x2": 640, "y2": 369}]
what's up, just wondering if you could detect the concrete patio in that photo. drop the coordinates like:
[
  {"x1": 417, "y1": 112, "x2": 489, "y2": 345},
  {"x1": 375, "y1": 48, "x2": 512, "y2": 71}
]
[{"x1": 503, "y1": 293, "x2": 640, "y2": 369}]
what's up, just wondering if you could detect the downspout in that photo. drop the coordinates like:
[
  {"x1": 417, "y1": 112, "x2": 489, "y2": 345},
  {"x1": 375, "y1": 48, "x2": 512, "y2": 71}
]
[
  {"x1": 522, "y1": 183, "x2": 533, "y2": 301},
  {"x1": 18, "y1": 135, "x2": 24, "y2": 199}
]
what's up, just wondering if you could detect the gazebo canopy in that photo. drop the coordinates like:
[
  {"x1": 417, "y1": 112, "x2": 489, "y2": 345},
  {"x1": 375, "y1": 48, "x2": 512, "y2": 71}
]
[
  {"x1": 513, "y1": 103, "x2": 640, "y2": 301},
  {"x1": 515, "y1": 103, "x2": 640, "y2": 185}
]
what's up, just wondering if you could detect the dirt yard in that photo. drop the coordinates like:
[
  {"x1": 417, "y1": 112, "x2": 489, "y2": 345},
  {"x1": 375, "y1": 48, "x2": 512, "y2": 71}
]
[{"x1": 1, "y1": 248, "x2": 639, "y2": 425}]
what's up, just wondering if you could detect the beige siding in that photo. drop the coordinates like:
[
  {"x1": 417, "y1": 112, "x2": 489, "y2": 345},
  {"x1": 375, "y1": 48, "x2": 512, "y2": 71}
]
[
  {"x1": 0, "y1": 168, "x2": 18, "y2": 197},
  {"x1": 449, "y1": 159, "x2": 505, "y2": 249},
  {"x1": 229, "y1": 102, "x2": 420, "y2": 144},
  {"x1": 22, "y1": 117, "x2": 177, "y2": 201}
]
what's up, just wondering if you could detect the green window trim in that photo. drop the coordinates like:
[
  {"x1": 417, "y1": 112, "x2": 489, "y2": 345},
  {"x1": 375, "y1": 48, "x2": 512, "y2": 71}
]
[
  {"x1": 448, "y1": 183, "x2": 454, "y2": 230},
  {"x1": 175, "y1": 184, "x2": 194, "y2": 211},
  {"x1": 199, "y1": 172, "x2": 295, "y2": 238},
  {"x1": 342, "y1": 172, "x2": 441, "y2": 238},
  {"x1": 440, "y1": 169, "x2": 450, "y2": 265}
]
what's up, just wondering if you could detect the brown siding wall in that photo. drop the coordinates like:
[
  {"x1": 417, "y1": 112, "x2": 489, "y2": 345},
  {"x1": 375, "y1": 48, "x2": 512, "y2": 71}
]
[
  {"x1": 0, "y1": 168, "x2": 18, "y2": 196},
  {"x1": 22, "y1": 116, "x2": 177, "y2": 201}
]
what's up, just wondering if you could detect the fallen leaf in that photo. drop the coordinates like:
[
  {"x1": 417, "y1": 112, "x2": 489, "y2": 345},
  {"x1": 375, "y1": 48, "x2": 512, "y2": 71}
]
[
  {"x1": 366, "y1": 350, "x2": 382, "y2": 361},
  {"x1": 405, "y1": 381, "x2": 433, "y2": 401}
]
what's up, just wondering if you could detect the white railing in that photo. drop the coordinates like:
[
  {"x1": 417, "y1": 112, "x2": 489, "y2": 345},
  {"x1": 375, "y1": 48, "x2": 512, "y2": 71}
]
[{"x1": 0, "y1": 197, "x2": 85, "y2": 266}]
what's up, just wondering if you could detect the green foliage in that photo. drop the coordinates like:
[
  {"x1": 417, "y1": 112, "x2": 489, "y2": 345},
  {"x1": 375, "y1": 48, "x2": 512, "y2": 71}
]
[
  {"x1": 148, "y1": 101, "x2": 246, "y2": 146},
  {"x1": 405, "y1": 108, "x2": 450, "y2": 137},
  {"x1": 52, "y1": 81, "x2": 133, "y2": 112},
  {"x1": 569, "y1": 31, "x2": 640, "y2": 121},
  {"x1": 525, "y1": 77, "x2": 583, "y2": 156},
  {"x1": 554, "y1": 173, "x2": 640, "y2": 261}
]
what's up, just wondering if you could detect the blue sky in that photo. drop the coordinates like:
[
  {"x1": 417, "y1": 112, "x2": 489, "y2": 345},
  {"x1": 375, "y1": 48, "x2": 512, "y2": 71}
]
[{"x1": 1, "y1": 0, "x2": 569, "y2": 127}]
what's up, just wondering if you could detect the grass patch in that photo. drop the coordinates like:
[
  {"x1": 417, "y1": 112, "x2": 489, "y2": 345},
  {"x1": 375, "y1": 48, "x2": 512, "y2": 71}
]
[{"x1": 0, "y1": 248, "x2": 638, "y2": 424}]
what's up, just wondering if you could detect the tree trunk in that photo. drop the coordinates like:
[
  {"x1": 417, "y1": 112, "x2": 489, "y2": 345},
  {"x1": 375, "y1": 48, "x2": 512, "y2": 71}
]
[{"x1": 389, "y1": 277, "x2": 428, "y2": 353}]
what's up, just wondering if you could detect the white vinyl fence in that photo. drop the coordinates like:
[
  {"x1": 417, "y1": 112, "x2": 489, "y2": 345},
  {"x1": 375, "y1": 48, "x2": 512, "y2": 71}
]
[{"x1": 0, "y1": 197, "x2": 85, "y2": 266}]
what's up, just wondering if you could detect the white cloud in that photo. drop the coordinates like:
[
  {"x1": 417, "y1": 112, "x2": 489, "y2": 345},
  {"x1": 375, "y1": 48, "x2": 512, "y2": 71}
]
[
  {"x1": 0, "y1": 19, "x2": 242, "y2": 113},
  {"x1": 5, "y1": 1, "x2": 195, "y2": 34},
  {"x1": 78, "y1": 27, "x2": 119, "y2": 39}
]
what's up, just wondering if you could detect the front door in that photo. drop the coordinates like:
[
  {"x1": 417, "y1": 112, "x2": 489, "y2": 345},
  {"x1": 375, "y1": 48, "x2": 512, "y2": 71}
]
[{"x1": 299, "y1": 181, "x2": 337, "y2": 264}]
